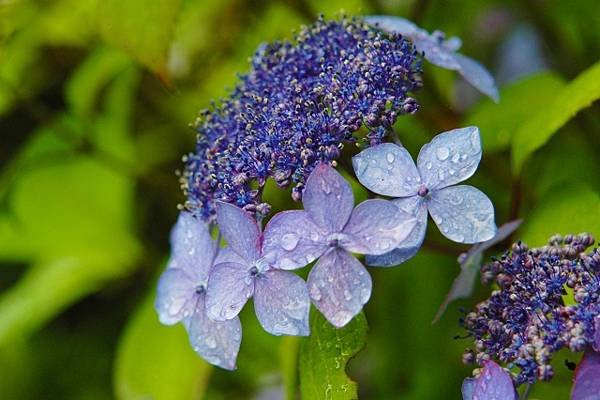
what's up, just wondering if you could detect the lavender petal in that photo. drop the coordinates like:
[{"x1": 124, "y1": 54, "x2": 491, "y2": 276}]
[
  {"x1": 155, "y1": 268, "x2": 195, "y2": 325},
  {"x1": 216, "y1": 202, "x2": 261, "y2": 262},
  {"x1": 472, "y1": 361, "x2": 517, "y2": 400},
  {"x1": 454, "y1": 53, "x2": 500, "y2": 102},
  {"x1": 205, "y1": 262, "x2": 254, "y2": 321},
  {"x1": 307, "y1": 249, "x2": 372, "y2": 328}
]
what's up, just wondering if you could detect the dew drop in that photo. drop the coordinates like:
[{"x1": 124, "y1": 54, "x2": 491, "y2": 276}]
[
  {"x1": 386, "y1": 152, "x2": 395, "y2": 163},
  {"x1": 281, "y1": 233, "x2": 300, "y2": 251},
  {"x1": 426, "y1": 162, "x2": 433, "y2": 170},
  {"x1": 343, "y1": 289, "x2": 353, "y2": 301},
  {"x1": 205, "y1": 336, "x2": 217, "y2": 349},
  {"x1": 452, "y1": 152, "x2": 460, "y2": 163},
  {"x1": 436, "y1": 146, "x2": 450, "y2": 161}
]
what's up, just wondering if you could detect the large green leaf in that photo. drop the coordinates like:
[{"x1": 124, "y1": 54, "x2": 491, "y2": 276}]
[
  {"x1": 465, "y1": 72, "x2": 566, "y2": 152},
  {"x1": 520, "y1": 183, "x2": 600, "y2": 246},
  {"x1": 98, "y1": 0, "x2": 183, "y2": 76},
  {"x1": 511, "y1": 61, "x2": 600, "y2": 172},
  {"x1": 299, "y1": 311, "x2": 367, "y2": 400},
  {"x1": 114, "y1": 294, "x2": 212, "y2": 400}
]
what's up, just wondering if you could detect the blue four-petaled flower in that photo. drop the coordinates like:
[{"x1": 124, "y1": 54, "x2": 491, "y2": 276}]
[{"x1": 353, "y1": 126, "x2": 497, "y2": 266}]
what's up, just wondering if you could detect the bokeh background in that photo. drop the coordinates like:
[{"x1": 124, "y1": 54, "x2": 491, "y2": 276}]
[{"x1": 1, "y1": 0, "x2": 599, "y2": 399}]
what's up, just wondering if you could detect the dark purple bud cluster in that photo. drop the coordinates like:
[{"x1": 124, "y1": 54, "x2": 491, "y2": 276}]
[
  {"x1": 461, "y1": 233, "x2": 600, "y2": 385},
  {"x1": 181, "y1": 16, "x2": 422, "y2": 221}
]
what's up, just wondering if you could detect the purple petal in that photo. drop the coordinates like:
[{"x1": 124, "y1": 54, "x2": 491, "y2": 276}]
[
  {"x1": 303, "y1": 164, "x2": 354, "y2": 234},
  {"x1": 366, "y1": 196, "x2": 427, "y2": 267},
  {"x1": 262, "y1": 210, "x2": 328, "y2": 270},
  {"x1": 254, "y1": 269, "x2": 310, "y2": 336},
  {"x1": 572, "y1": 352, "x2": 600, "y2": 400},
  {"x1": 428, "y1": 185, "x2": 496, "y2": 243},
  {"x1": 454, "y1": 53, "x2": 500, "y2": 103},
  {"x1": 473, "y1": 361, "x2": 517, "y2": 400},
  {"x1": 341, "y1": 199, "x2": 417, "y2": 255},
  {"x1": 595, "y1": 316, "x2": 600, "y2": 352},
  {"x1": 184, "y1": 296, "x2": 242, "y2": 370},
  {"x1": 417, "y1": 127, "x2": 482, "y2": 190},
  {"x1": 352, "y1": 143, "x2": 420, "y2": 197},
  {"x1": 205, "y1": 262, "x2": 254, "y2": 321},
  {"x1": 363, "y1": 15, "x2": 420, "y2": 37},
  {"x1": 169, "y1": 212, "x2": 217, "y2": 283},
  {"x1": 307, "y1": 249, "x2": 372, "y2": 328},
  {"x1": 155, "y1": 268, "x2": 195, "y2": 325},
  {"x1": 461, "y1": 378, "x2": 475, "y2": 400},
  {"x1": 214, "y1": 246, "x2": 247, "y2": 265},
  {"x1": 216, "y1": 202, "x2": 261, "y2": 262}
]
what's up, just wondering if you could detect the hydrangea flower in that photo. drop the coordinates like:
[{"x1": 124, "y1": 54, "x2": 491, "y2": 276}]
[
  {"x1": 353, "y1": 126, "x2": 497, "y2": 267},
  {"x1": 205, "y1": 202, "x2": 311, "y2": 336},
  {"x1": 571, "y1": 351, "x2": 600, "y2": 400},
  {"x1": 364, "y1": 15, "x2": 500, "y2": 102},
  {"x1": 461, "y1": 233, "x2": 600, "y2": 385},
  {"x1": 262, "y1": 164, "x2": 416, "y2": 327},
  {"x1": 155, "y1": 213, "x2": 242, "y2": 370},
  {"x1": 182, "y1": 17, "x2": 422, "y2": 222},
  {"x1": 461, "y1": 360, "x2": 517, "y2": 400}
]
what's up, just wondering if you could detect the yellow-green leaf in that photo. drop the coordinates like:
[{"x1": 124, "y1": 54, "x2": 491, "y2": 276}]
[
  {"x1": 511, "y1": 61, "x2": 600, "y2": 172},
  {"x1": 299, "y1": 311, "x2": 367, "y2": 400}
]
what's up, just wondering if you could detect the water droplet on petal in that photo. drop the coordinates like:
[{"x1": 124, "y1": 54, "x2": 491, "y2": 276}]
[
  {"x1": 343, "y1": 289, "x2": 353, "y2": 301},
  {"x1": 426, "y1": 162, "x2": 433, "y2": 170},
  {"x1": 206, "y1": 336, "x2": 217, "y2": 349},
  {"x1": 436, "y1": 146, "x2": 450, "y2": 161},
  {"x1": 386, "y1": 152, "x2": 395, "y2": 163},
  {"x1": 452, "y1": 153, "x2": 460, "y2": 163},
  {"x1": 281, "y1": 233, "x2": 300, "y2": 251}
]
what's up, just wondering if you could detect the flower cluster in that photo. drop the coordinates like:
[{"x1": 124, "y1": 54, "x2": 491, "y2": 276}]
[
  {"x1": 181, "y1": 16, "x2": 423, "y2": 222},
  {"x1": 461, "y1": 233, "x2": 600, "y2": 386},
  {"x1": 157, "y1": 164, "x2": 416, "y2": 369}
]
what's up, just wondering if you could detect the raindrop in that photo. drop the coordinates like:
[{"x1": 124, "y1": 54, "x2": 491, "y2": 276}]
[
  {"x1": 386, "y1": 152, "x2": 395, "y2": 163},
  {"x1": 452, "y1": 153, "x2": 461, "y2": 163},
  {"x1": 426, "y1": 162, "x2": 433, "y2": 170},
  {"x1": 343, "y1": 289, "x2": 353, "y2": 301},
  {"x1": 206, "y1": 336, "x2": 217, "y2": 349},
  {"x1": 281, "y1": 233, "x2": 299, "y2": 251},
  {"x1": 436, "y1": 146, "x2": 450, "y2": 161}
]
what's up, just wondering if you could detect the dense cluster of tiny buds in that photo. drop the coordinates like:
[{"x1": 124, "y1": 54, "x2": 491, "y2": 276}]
[
  {"x1": 181, "y1": 16, "x2": 422, "y2": 221},
  {"x1": 461, "y1": 233, "x2": 600, "y2": 385}
]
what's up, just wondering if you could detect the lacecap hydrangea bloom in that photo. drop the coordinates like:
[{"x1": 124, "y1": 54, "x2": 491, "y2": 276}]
[
  {"x1": 157, "y1": 14, "x2": 501, "y2": 370},
  {"x1": 182, "y1": 16, "x2": 423, "y2": 222},
  {"x1": 353, "y1": 127, "x2": 497, "y2": 266},
  {"x1": 461, "y1": 233, "x2": 600, "y2": 396}
]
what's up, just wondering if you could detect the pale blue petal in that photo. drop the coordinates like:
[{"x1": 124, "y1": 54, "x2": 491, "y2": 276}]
[
  {"x1": 254, "y1": 269, "x2": 310, "y2": 336},
  {"x1": 595, "y1": 317, "x2": 600, "y2": 352},
  {"x1": 454, "y1": 53, "x2": 500, "y2": 102},
  {"x1": 363, "y1": 15, "x2": 419, "y2": 37},
  {"x1": 262, "y1": 210, "x2": 328, "y2": 270},
  {"x1": 352, "y1": 143, "x2": 420, "y2": 197},
  {"x1": 571, "y1": 366, "x2": 600, "y2": 400},
  {"x1": 216, "y1": 202, "x2": 261, "y2": 262},
  {"x1": 307, "y1": 249, "x2": 372, "y2": 328},
  {"x1": 427, "y1": 185, "x2": 496, "y2": 243},
  {"x1": 417, "y1": 126, "x2": 482, "y2": 190},
  {"x1": 341, "y1": 199, "x2": 417, "y2": 255},
  {"x1": 155, "y1": 268, "x2": 195, "y2": 325},
  {"x1": 415, "y1": 36, "x2": 461, "y2": 69},
  {"x1": 444, "y1": 36, "x2": 462, "y2": 52},
  {"x1": 461, "y1": 378, "x2": 475, "y2": 400},
  {"x1": 184, "y1": 296, "x2": 242, "y2": 370},
  {"x1": 206, "y1": 262, "x2": 254, "y2": 321},
  {"x1": 366, "y1": 196, "x2": 427, "y2": 267},
  {"x1": 169, "y1": 212, "x2": 216, "y2": 283},
  {"x1": 303, "y1": 164, "x2": 354, "y2": 234},
  {"x1": 472, "y1": 361, "x2": 517, "y2": 400}
]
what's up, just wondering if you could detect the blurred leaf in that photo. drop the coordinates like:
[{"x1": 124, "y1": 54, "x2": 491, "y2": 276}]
[
  {"x1": 511, "y1": 61, "x2": 600, "y2": 172},
  {"x1": 433, "y1": 219, "x2": 522, "y2": 323},
  {"x1": 520, "y1": 183, "x2": 600, "y2": 246},
  {"x1": 280, "y1": 336, "x2": 300, "y2": 400},
  {"x1": 305, "y1": 0, "x2": 371, "y2": 16},
  {"x1": 299, "y1": 311, "x2": 367, "y2": 400},
  {"x1": 66, "y1": 48, "x2": 133, "y2": 119},
  {"x1": 98, "y1": 0, "x2": 183, "y2": 76},
  {"x1": 39, "y1": 0, "x2": 98, "y2": 46},
  {"x1": 114, "y1": 293, "x2": 212, "y2": 400},
  {"x1": 465, "y1": 72, "x2": 566, "y2": 152}
]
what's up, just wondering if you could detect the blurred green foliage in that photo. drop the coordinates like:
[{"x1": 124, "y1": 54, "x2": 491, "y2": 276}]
[{"x1": 0, "y1": 0, "x2": 599, "y2": 399}]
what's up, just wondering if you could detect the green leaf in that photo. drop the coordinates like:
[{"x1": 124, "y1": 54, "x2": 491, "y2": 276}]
[
  {"x1": 280, "y1": 336, "x2": 300, "y2": 400},
  {"x1": 520, "y1": 183, "x2": 600, "y2": 247},
  {"x1": 98, "y1": 0, "x2": 183, "y2": 76},
  {"x1": 511, "y1": 61, "x2": 600, "y2": 172},
  {"x1": 465, "y1": 72, "x2": 566, "y2": 152},
  {"x1": 114, "y1": 294, "x2": 212, "y2": 400},
  {"x1": 299, "y1": 311, "x2": 367, "y2": 400}
]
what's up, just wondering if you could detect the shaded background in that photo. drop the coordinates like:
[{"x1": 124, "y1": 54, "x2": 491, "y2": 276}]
[{"x1": 1, "y1": 0, "x2": 599, "y2": 399}]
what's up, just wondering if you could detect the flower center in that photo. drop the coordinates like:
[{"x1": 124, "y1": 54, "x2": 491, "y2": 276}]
[
  {"x1": 417, "y1": 185, "x2": 429, "y2": 197},
  {"x1": 249, "y1": 266, "x2": 259, "y2": 276},
  {"x1": 195, "y1": 284, "x2": 206, "y2": 295}
]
